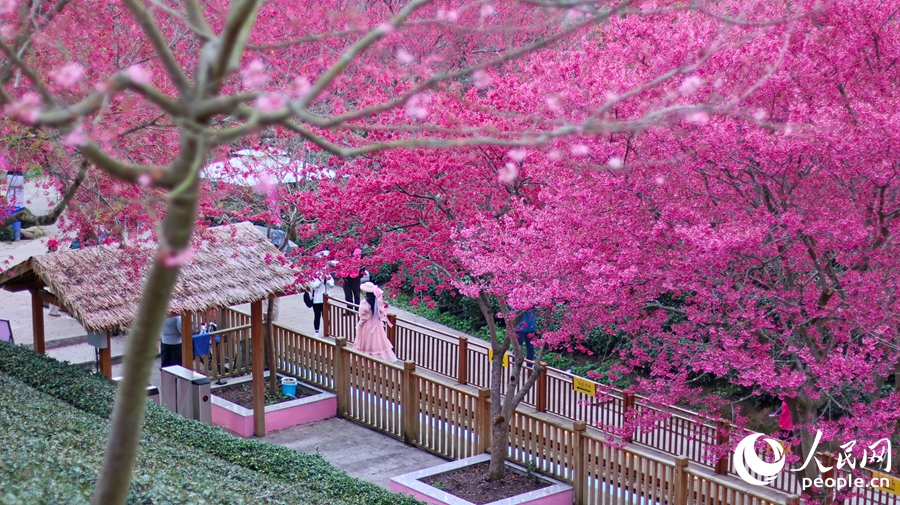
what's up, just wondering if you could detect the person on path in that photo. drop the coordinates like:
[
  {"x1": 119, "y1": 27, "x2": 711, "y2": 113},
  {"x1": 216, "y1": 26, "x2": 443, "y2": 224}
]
[
  {"x1": 354, "y1": 282, "x2": 397, "y2": 362},
  {"x1": 341, "y1": 248, "x2": 363, "y2": 310},
  {"x1": 310, "y1": 274, "x2": 335, "y2": 337},
  {"x1": 160, "y1": 315, "x2": 183, "y2": 368},
  {"x1": 46, "y1": 239, "x2": 62, "y2": 317},
  {"x1": 778, "y1": 399, "x2": 793, "y2": 440},
  {"x1": 515, "y1": 309, "x2": 537, "y2": 363}
]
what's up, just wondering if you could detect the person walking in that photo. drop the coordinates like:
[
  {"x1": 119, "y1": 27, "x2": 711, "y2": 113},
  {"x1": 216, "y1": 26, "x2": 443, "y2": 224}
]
[
  {"x1": 46, "y1": 239, "x2": 62, "y2": 317},
  {"x1": 310, "y1": 274, "x2": 335, "y2": 337},
  {"x1": 515, "y1": 309, "x2": 537, "y2": 363},
  {"x1": 778, "y1": 399, "x2": 793, "y2": 440},
  {"x1": 341, "y1": 248, "x2": 363, "y2": 310},
  {"x1": 160, "y1": 315, "x2": 183, "y2": 368},
  {"x1": 354, "y1": 282, "x2": 397, "y2": 362}
]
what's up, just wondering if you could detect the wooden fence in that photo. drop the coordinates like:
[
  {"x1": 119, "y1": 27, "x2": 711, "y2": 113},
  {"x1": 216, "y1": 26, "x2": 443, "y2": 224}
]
[
  {"x1": 208, "y1": 302, "x2": 899, "y2": 505},
  {"x1": 321, "y1": 298, "x2": 900, "y2": 505},
  {"x1": 197, "y1": 305, "x2": 788, "y2": 505}
]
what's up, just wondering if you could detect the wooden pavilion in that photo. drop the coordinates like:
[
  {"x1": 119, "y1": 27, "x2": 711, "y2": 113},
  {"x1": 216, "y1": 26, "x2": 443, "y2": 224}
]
[{"x1": 0, "y1": 221, "x2": 298, "y2": 435}]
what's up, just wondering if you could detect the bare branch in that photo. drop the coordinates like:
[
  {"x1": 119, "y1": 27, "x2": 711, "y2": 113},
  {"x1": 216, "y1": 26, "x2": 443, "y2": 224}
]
[
  {"x1": 1, "y1": 160, "x2": 88, "y2": 227},
  {"x1": 122, "y1": 0, "x2": 190, "y2": 93}
]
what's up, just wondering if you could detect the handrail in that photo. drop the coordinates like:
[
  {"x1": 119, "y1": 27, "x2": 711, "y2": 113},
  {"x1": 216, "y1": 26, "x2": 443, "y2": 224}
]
[
  {"x1": 393, "y1": 319, "x2": 464, "y2": 343},
  {"x1": 206, "y1": 324, "x2": 251, "y2": 337},
  {"x1": 684, "y1": 466, "x2": 790, "y2": 503},
  {"x1": 389, "y1": 307, "x2": 735, "y2": 428}
]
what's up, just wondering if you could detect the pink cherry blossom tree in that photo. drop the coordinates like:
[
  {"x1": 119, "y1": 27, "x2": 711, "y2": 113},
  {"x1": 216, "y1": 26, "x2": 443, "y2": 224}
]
[
  {"x1": 288, "y1": 0, "x2": 809, "y2": 480},
  {"x1": 0, "y1": 0, "x2": 810, "y2": 501},
  {"x1": 452, "y1": 1, "x2": 900, "y2": 496}
]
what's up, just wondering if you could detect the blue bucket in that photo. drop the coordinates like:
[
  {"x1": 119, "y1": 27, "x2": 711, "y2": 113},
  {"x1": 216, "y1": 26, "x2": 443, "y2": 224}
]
[{"x1": 281, "y1": 377, "x2": 298, "y2": 397}]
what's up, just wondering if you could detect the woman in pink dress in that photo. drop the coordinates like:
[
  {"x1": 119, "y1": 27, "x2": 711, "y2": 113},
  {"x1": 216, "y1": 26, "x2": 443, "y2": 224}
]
[{"x1": 354, "y1": 282, "x2": 397, "y2": 362}]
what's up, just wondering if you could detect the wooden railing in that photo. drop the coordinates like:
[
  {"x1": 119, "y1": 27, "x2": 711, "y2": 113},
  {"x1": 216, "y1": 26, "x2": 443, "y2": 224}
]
[
  {"x1": 318, "y1": 298, "x2": 900, "y2": 504},
  {"x1": 188, "y1": 309, "x2": 253, "y2": 380},
  {"x1": 212, "y1": 302, "x2": 899, "y2": 505},
  {"x1": 205, "y1": 302, "x2": 789, "y2": 505}
]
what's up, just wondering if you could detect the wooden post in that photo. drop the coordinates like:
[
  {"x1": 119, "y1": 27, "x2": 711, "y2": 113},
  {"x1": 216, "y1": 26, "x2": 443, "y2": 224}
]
[
  {"x1": 322, "y1": 293, "x2": 331, "y2": 338},
  {"x1": 333, "y1": 337, "x2": 349, "y2": 417},
  {"x1": 622, "y1": 393, "x2": 635, "y2": 443},
  {"x1": 98, "y1": 330, "x2": 112, "y2": 378},
  {"x1": 786, "y1": 497, "x2": 801, "y2": 505},
  {"x1": 181, "y1": 311, "x2": 193, "y2": 370},
  {"x1": 476, "y1": 388, "x2": 491, "y2": 453},
  {"x1": 714, "y1": 419, "x2": 731, "y2": 475},
  {"x1": 401, "y1": 360, "x2": 418, "y2": 445},
  {"x1": 535, "y1": 362, "x2": 548, "y2": 413},
  {"x1": 386, "y1": 313, "x2": 397, "y2": 347},
  {"x1": 30, "y1": 287, "x2": 45, "y2": 354},
  {"x1": 251, "y1": 300, "x2": 265, "y2": 437},
  {"x1": 572, "y1": 421, "x2": 587, "y2": 505},
  {"x1": 458, "y1": 336, "x2": 468, "y2": 385},
  {"x1": 673, "y1": 456, "x2": 689, "y2": 505}
]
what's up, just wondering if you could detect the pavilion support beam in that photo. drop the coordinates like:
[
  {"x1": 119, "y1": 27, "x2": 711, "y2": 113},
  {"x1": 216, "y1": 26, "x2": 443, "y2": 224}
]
[
  {"x1": 251, "y1": 300, "x2": 265, "y2": 436},
  {"x1": 30, "y1": 287, "x2": 45, "y2": 354},
  {"x1": 99, "y1": 330, "x2": 112, "y2": 379},
  {"x1": 181, "y1": 311, "x2": 193, "y2": 369}
]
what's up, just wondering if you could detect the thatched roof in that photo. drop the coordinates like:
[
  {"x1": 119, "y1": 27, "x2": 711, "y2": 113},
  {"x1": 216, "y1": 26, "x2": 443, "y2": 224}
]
[{"x1": 1, "y1": 222, "x2": 299, "y2": 331}]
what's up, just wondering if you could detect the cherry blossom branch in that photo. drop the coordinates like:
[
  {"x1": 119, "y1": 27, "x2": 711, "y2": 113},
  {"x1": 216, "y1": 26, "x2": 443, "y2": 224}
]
[
  {"x1": 122, "y1": 0, "x2": 190, "y2": 93},
  {"x1": 0, "y1": 160, "x2": 87, "y2": 227},
  {"x1": 298, "y1": 3, "x2": 630, "y2": 128},
  {"x1": 297, "y1": 0, "x2": 434, "y2": 108},
  {"x1": 0, "y1": 36, "x2": 56, "y2": 104},
  {"x1": 209, "y1": 0, "x2": 263, "y2": 89}
]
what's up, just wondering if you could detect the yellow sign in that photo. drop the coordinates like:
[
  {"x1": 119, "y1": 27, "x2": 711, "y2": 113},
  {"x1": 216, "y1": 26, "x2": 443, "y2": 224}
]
[
  {"x1": 487, "y1": 349, "x2": 509, "y2": 367},
  {"x1": 573, "y1": 376, "x2": 596, "y2": 396},
  {"x1": 872, "y1": 471, "x2": 900, "y2": 496}
]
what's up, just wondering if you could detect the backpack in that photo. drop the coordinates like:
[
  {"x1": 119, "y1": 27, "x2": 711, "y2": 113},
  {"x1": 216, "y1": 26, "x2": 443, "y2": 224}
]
[{"x1": 303, "y1": 291, "x2": 313, "y2": 308}]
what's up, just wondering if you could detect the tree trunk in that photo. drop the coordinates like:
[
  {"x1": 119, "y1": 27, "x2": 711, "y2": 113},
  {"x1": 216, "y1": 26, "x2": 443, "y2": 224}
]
[
  {"x1": 476, "y1": 292, "x2": 539, "y2": 482},
  {"x1": 488, "y1": 417, "x2": 508, "y2": 480},
  {"x1": 786, "y1": 395, "x2": 830, "y2": 502},
  {"x1": 90, "y1": 152, "x2": 201, "y2": 505},
  {"x1": 265, "y1": 298, "x2": 278, "y2": 394}
]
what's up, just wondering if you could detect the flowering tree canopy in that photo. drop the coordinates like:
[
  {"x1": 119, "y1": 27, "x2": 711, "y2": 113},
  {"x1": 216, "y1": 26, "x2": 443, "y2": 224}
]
[{"x1": 0, "y1": 0, "x2": 821, "y2": 500}]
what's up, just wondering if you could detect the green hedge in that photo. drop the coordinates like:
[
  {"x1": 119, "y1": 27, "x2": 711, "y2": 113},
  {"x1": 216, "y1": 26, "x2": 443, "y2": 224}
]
[
  {"x1": 0, "y1": 342, "x2": 422, "y2": 505},
  {"x1": 0, "y1": 373, "x2": 328, "y2": 505}
]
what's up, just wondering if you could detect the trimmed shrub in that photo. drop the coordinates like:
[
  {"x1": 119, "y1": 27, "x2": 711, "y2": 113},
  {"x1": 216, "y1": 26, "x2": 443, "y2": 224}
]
[
  {"x1": 0, "y1": 342, "x2": 422, "y2": 505},
  {"x1": 0, "y1": 373, "x2": 328, "y2": 505}
]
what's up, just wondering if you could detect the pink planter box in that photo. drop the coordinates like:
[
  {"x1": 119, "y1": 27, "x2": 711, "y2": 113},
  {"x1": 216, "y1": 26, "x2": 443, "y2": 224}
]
[
  {"x1": 211, "y1": 375, "x2": 336, "y2": 437},
  {"x1": 390, "y1": 454, "x2": 573, "y2": 505}
]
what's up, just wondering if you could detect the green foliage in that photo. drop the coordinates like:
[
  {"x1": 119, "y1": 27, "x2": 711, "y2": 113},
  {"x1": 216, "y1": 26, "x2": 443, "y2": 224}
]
[
  {"x1": 571, "y1": 359, "x2": 632, "y2": 389},
  {"x1": 0, "y1": 342, "x2": 423, "y2": 505},
  {"x1": 390, "y1": 293, "x2": 492, "y2": 341},
  {"x1": 581, "y1": 326, "x2": 627, "y2": 358},
  {"x1": 541, "y1": 353, "x2": 575, "y2": 370},
  {"x1": 0, "y1": 373, "x2": 326, "y2": 505},
  {"x1": 0, "y1": 206, "x2": 31, "y2": 242}
]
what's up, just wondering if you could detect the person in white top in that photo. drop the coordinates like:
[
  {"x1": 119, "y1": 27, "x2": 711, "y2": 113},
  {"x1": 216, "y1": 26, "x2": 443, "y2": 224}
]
[{"x1": 309, "y1": 275, "x2": 335, "y2": 337}]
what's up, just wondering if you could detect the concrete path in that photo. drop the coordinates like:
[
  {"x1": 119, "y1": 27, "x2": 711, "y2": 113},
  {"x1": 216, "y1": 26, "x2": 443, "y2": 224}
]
[{"x1": 263, "y1": 418, "x2": 445, "y2": 488}]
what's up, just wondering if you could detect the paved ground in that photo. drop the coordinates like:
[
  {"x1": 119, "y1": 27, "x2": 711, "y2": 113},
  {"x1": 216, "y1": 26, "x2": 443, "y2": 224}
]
[{"x1": 264, "y1": 418, "x2": 446, "y2": 488}]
